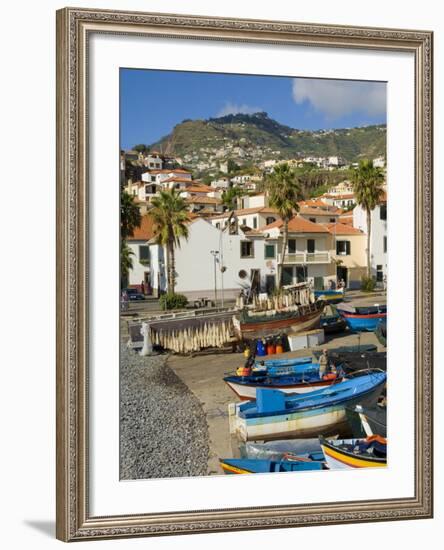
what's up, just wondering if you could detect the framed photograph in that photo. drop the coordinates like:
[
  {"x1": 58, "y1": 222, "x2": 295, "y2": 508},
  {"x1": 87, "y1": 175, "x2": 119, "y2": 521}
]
[{"x1": 56, "y1": 7, "x2": 433, "y2": 542}]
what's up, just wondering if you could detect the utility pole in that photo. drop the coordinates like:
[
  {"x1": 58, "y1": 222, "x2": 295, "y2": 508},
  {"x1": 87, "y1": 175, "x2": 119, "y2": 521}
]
[{"x1": 210, "y1": 250, "x2": 219, "y2": 304}]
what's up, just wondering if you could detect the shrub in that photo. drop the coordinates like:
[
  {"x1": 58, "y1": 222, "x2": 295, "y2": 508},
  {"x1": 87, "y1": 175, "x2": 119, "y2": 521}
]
[
  {"x1": 360, "y1": 276, "x2": 377, "y2": 292},
  {"x1": 159, "y1": 292, "x2": 189, "y2": 310}
]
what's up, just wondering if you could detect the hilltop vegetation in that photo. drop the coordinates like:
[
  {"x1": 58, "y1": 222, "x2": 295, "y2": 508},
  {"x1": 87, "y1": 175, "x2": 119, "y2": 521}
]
[{"x1": 148, "y1": 112, "x2": 386, "y2": 165}]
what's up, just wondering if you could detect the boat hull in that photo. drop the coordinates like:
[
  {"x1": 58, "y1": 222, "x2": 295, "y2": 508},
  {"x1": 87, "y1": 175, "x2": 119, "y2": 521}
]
[
  {"x1": 224, "y1": 377, "x2": 342, "y2": 401},
  {"x1": 341, "y1": 312, "x2": 387, "y2": 332},
  {"x1": 219, "y1": 458, "x2": 323, "y2": 474},
  {"x1": 229, "y1": 376, "x2": 386, "y2": 442},
  {"x1": 235, "y1": 304, "x2": 323, "y2": 340},
  {"x1": 320, "y1": 438, "x2": 387, "y2": 470}
]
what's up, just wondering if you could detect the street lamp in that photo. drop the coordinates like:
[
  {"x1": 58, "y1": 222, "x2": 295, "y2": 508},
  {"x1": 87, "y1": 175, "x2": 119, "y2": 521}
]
[{"x1": 210, "y1": 250, "x2": 219, "y2": 304}]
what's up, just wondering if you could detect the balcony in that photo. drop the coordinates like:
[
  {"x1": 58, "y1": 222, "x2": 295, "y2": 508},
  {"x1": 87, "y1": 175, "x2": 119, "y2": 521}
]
[{"x1": 284, "y1": 251, "x2": 331, "y2": 264}]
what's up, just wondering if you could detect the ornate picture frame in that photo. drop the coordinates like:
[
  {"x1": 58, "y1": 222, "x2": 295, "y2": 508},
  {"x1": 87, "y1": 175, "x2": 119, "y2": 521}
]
[{"x1": 56, "y1": 7, "x2": 433, "y2": 541}]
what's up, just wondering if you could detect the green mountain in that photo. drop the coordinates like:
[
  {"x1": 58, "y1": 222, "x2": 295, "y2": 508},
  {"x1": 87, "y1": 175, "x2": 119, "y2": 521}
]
[{"x1": 148, "y1": 112, "x2": 386, "y2": 166}]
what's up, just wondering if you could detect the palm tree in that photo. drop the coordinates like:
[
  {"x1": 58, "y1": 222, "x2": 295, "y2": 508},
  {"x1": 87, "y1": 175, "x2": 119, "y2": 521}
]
[
  {"x1": 121, "y1": 191, "x2": 141, "y2": 239},
  {"x1": 120, "y1": 241, "x2": 134, "y2": 288},
  {"x1": 150, "y1": 189, "x2": 189, "y2": 293},
  {"x1": 266, "y1": 163, "x2": 302, "y2": 288},
  {"x1": 352, "y1": 159, "x2": 385, "y2": 277}
]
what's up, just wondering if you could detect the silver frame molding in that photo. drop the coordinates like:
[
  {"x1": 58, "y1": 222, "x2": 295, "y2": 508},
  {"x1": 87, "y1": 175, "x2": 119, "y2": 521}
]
[{"x1": 56, "y1": 7, "x2": 433, "y2": 542}]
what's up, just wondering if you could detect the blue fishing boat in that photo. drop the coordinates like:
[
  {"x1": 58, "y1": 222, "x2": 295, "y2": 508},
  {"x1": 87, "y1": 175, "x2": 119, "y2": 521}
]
[
  {"x1": 255, "y1": 356, "x2": 312, "y2": 368},
  {"x1": 375, "y1": 319, "x2": 387, "y2": 346},
  {"x1": 224, "y1": 368, "x2": 344, "y2": 400},
  {"x1": 228, "y1": 371, "x2": 386, "y2": 442},
  {"x1": 219, "y1": 457, "x2": 324, "y2": 474},
  {"x1": 337, "y1": 305, "x2": 387, "y2": 331},
  {"x1": 314, "y1": 288, "x2": 345, "y2": 304}
]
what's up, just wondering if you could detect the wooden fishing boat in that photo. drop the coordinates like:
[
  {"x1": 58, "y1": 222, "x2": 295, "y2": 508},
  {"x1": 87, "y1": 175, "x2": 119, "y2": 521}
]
[
  {"x1": 325, "y1": 351, "x2": 387, "y2": 373},
  {"x1": 337, "y1": 305, "x2": 387, "y2": 332},
  {"x1": 233, "y1": 301, "x2": 324, "y2": 340},
  {"x1": 224, "y1": 369, "x2": 345, "y2": 401},
  {"x1": 228, "y1": 371, "x2": 386, "y2": 442},
  {"x1": 314, "y1": 288, "x2": 345, "y2": 304},
  {"x1": 254, "y1": 356, "x2": 312, "y2": 368},
  {"x1": 219, "y1": 457, "x2": 324, "y2": 474},
  {"x1": 242, "y1": 438, "x2": 325, "y2": 461},
  {"x1": 346, "y1": 404, "x2": 387, "y2": 438},
  {"x1": 320, "y1": 312, "x2": 347, "y2": 334},
  {"x1": 319, "y1": 435, "x2": 387, "y2": 470}
]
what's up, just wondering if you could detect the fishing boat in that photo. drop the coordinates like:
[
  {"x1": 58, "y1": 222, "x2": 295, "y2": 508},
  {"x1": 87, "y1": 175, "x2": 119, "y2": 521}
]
[
  {"x1": 337, "y1": 304, "x2": 387, "y2": 332},
  {"x1": 375, "y1": 319, "x2": 387, "y2": 346},
  {"x1": 233, "y1": 282, "x2": 325, "y2": 340},
  {"x1": 219, "y1": 457, "x2": 324, "y2": 474},
  {"x1": 234, "y1": 301, "x2": 324, "y2": 340},
  {"x1": 319, "y1": 435, "x2": 387, "y2": 469},
  {"x1": 314, "y1": 288, "x2": 345, "y2": 304},
  {"x1": 313, "y1": 344, "x2": 377, "y2": 356},
  {"x1": 254, "y1": 356, "x2": 312, "y2": 368},
  {"x1": 228, "y1": 371, "x2": 386, "y2": 442},
  {"x1": 320, "y1": 312, "x2": 347, "y2": 334},
  {"x1": 242, "y1": 438, "x2": 325, "y2": 461},
  {"x1": 324, "y1": 351, "x2": 387, "y2": 373},
  {"x1": 224, "y1": 369, "x2": 345, "y2": 401},
  {"x1": 346, "y1": 404, "x2": 387, "y2": 438},
  {"x1": 252, "y1": 363, "x2": 320, "y2": 379}
]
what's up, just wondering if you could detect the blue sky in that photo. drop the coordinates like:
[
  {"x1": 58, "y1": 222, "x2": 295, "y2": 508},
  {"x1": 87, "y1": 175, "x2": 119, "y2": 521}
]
[{"x1": 120, "y1": 69, "x2": 386, "y2": 150}]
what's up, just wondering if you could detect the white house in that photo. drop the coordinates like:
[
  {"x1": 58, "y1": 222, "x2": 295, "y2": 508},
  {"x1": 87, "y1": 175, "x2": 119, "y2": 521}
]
[
  {"x1": 148, "y1": 218, "x2": 275, "y2": 300},
  {"x1": 353, "y1": 192, "x2": 387, "y2": 284},
  {"x1": 209, "y1": 206, "x2": 279, "y2": 232},
  {"x1": 258, "y1": 216, "x2": 337, "y2": 290},
  {"x1": 144, "y1": 153, "x2": 163, "y2": 170},
  {"x1": 237, "y1": 193, "x2": 268, "y2": 210}
]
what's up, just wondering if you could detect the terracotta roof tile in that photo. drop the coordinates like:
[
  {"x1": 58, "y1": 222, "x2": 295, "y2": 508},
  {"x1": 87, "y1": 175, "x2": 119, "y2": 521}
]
[
  {"x1": 126, "y1": 214, "x2": 156, "y2": 241},
  {"x1": 324, "y1": 222, "x2": 364, "y2": 235},
  {"x1": 261, "y1": 215, "x2": 329, "y2": 234}
]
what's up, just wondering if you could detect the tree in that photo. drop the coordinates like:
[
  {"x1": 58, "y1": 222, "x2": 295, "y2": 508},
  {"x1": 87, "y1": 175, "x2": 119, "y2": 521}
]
[
  {"x1": 120, "y1": 241, "x2": 134, "y2": 288},
  {"x1": 221, "y1": 186, "x2": 243, "y2": 210},
  {"x1": 121, "y1": 191, "x2": 142, "y2": 239},
  {"x1": 266, "y1": 163, "x2": 302, "y2": 288},
  {"x1": 150, "y1": 189, "x2": 189, "y2": 293},
  {"x1": 133, "y1": 144, "x2": 150, "y2": 154},
  {"x1": 352, "y1": 159, "x2": 385, "y2": 277}
]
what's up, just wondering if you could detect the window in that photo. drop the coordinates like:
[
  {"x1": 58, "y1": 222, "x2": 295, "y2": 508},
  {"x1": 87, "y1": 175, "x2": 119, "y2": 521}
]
[
  {"x1": 266, "y1": 216, "x2": 276, "y2": 225},
  {"x1": 329, "y1": 218, "x2": 336, "y2": 223},
  {"x1": 288, "y1": 239, "x2": 296, "y2": 254},
  {"x1": 309, "y1": 217, "x2": 316, "y2": 223},
  {"x1": 139, "y1": 245, "x2": 150, "y2": 265},
  {"x1": 383, "y1": 236, "x2": 387, "y2": 253},
  {"x1": 215, "y1": 223, "x2": 220, "y2": 229},
  {"x1": 253, "y1": 217, "x2": 258, "y2": 229},
  {"x1": 240, "y1": 241, "x2": 254, "y2": 258},
  {"x1": 282, "y1": 267, "x2": 293, "y2": 285},
  {"x1": 264, "y1": 244, "x2": 276, "y2": 259},
  {"x1": 307, "y1": 239, "x2": 315, "y2": 253},
  {"x1": 336, "y1": 240, "x2": 351, "y2": 255},
  {"x1": 380, "y1": 204, "x2": 387, "y2": 220}
]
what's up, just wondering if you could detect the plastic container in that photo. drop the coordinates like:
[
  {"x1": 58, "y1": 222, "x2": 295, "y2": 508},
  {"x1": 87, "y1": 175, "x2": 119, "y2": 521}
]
[{"x1": 256, "y1": 339, "x2": 267, "y2": 356}]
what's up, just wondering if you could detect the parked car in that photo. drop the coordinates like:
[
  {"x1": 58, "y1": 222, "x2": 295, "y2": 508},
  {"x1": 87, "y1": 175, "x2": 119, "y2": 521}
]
[{"x1": 125, "y1": 288, "x2": 145, "y2": 301}]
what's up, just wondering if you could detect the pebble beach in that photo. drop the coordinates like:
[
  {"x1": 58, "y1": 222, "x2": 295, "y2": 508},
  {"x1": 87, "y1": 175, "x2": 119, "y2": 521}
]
[{"x1": 120, "y1": 345, "x2": 209, "y2": 479}]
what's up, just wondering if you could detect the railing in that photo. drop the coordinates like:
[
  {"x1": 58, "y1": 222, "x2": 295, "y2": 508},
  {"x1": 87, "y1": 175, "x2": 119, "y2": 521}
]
[{"x1": 285, "y1": 251, "x2": 331, "y2": 264}]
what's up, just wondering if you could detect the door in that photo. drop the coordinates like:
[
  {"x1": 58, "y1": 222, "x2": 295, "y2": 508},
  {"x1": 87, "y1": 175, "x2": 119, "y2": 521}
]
[
  {"x1": 265, "y1": 274, "x2": 276, "y2": 294},
  {"x1": 337, "y1": 266, "x2": 348, "y2": 288}
]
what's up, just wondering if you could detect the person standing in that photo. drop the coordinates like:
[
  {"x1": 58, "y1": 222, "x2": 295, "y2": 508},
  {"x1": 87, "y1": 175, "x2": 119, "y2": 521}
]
[
  {"x1": 141, "y1": 280, "x2": 145, "y2": 295},
  {"x1": 319, "y1": 349, "x2": 328, "y2": 378}
]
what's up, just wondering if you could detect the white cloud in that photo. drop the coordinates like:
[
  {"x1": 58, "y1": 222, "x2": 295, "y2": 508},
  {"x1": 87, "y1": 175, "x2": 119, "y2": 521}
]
[
  {"x1": 216, "y1": 101, "x2": 262, "y2": 117},
  {"x1": 292, "y1": 78, "x2": 386, "y2": 119}
]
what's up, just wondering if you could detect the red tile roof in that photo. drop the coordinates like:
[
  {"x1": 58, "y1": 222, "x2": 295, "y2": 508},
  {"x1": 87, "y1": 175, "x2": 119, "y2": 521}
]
[
  {"x1": 126, "y1": 215, "x2": 156, "y2": 241},
  {"x1": 185, "y1": 196, "x2": 222, "y2": 205},
  {"x1": 324, "y1": 222, "x2": 364, "y2": 235},
  {"x1": 261, "y1": 215, "x2": 330, "y2": 234}
]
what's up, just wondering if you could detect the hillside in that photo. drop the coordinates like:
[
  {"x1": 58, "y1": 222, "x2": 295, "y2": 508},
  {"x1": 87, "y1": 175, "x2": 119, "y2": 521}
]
[{"x1": 148, "y1": 112, "x2": 386, "y2": 168}]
